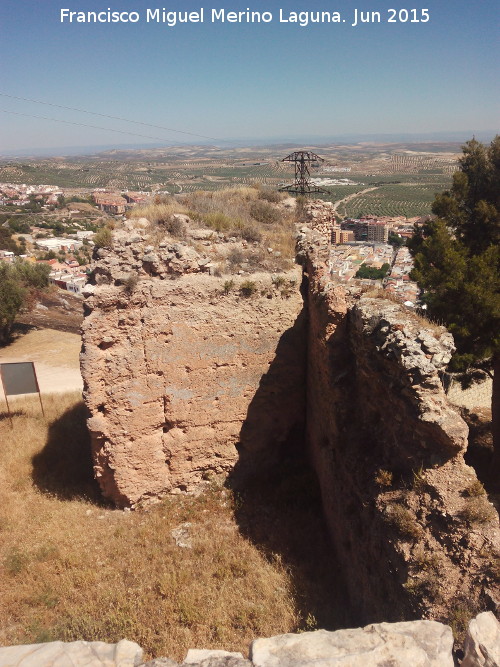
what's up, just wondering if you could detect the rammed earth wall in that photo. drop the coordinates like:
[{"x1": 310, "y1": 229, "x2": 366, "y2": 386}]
[{"x1": 80, "y1": 230, "x2": 305, "y2": 507}]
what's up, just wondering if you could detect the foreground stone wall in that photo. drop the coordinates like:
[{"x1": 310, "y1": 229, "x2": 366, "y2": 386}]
[
  {"x1": 301, "y1": 234, "x2": 500, "y2": 626},
  {"x1": 1, "y1": 612, "x2": 499, "y2": 666},
  {"x1": 81, "y1": 230, "x2": 305, "y2": 507}
]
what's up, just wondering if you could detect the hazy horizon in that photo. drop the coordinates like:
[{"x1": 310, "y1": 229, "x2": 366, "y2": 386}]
[
  {"x1": 0, "y1": 1, "x2": 498, "y2": 152},
  {"x1": 1, "y1": 129, "x2": 498, "y2": 160}
]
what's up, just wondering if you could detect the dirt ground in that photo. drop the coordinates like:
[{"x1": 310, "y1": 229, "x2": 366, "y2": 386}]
[{"x1": 0, "y1": 326, "x2": 83, "y2": 404}]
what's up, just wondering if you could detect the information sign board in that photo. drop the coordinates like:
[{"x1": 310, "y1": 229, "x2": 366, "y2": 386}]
[{"x1": 0, "y1": 362, "x2": 44, "y2": 426}]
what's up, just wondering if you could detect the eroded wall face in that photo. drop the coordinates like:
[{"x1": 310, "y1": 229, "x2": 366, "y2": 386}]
[
  {"x1": 303, "y1": 252, "x2": 499, "y2": 624},
  {"x1": 81, "y1": 270, "x2": 305, "y2": 507}
]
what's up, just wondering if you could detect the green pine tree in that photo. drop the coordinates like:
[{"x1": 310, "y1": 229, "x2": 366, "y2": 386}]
[{"x1": 408, "y1": 136, "x2": 500, "y2": 476}]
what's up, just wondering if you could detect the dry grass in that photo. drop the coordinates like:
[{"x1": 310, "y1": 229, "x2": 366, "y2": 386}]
[
  {"x1": 0, "y1": 393, "x2": 344, "y2": 660},
  {"x1": 182, "y1": 189, "x2": 296, "y2": 265},
  {"x1": 375, "y1": 468, "x2": 393, "y2": 487},
  {"x1": 460, "y1": 497, "x2": 497, "y2": 525},
  {"x1": 128, "y1": 188, "x2": 297, "y2": 272},
  {"x1": 128, "y1": 201, "x2": 189, "y2": 226},
  {"x1": 361, "y1": 288, "x2": 444, "y2": 334}
]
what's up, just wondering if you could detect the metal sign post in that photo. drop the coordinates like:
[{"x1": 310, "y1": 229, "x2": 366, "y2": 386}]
[{"x1": 0, "y1": 362, "x2": 45, "y2": 427}]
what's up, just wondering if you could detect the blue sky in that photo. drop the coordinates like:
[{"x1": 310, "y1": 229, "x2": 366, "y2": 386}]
[{"x1": 0, "y1": 0, "x2": 498, "y2": 151}]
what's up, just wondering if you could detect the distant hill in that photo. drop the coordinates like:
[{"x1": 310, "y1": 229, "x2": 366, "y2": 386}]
[{"x1": 1, "y1": 130, "x2": 497, "y2": 159}]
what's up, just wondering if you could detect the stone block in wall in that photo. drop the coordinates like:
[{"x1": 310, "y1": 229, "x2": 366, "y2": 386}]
[
  {"x1": 250, "y1": 621, "x2": 454, "y2": 666},
  {"x1": 0, "y1": 639, "x2": 143, "y2": 666},
  {"x1": 462, "y1": 611, "x2": 500, "y2": 667},
  {"x1": 183, "y1": 650, "x2": 251, "y2": 666}
]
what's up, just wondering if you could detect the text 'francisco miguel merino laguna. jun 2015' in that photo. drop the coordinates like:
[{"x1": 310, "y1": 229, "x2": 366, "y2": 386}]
[{"x1": 59, "y1": 7, "x2": 431, "y2": 28}]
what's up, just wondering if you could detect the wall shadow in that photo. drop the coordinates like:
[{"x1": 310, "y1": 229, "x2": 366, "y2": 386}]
[
  {"x1": 10, "y1": 322, "x2": 37, "y2": 338},
  {"x1": 31, "y1": 401, "x2": 105, "y2": 504},
  {"x1": 230, "y1": 461, "x2": 352, "y2": 632},
  {"x1": 228, "y1": 307, "x2": 352, "y2": 632},
  {"x1": 233, "y1": 308, "x2": 308, "y2": 476},
  {"x1": 463, "y1": 408, "x2": 499, "y2": 494}
]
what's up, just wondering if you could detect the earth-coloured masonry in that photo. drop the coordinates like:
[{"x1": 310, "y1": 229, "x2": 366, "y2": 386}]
[
  {"x1": 81, "y1": 227, "x2": 305, "y2": 507},
  {"x1": 80, "y1": 208, "x2": 499, "y2": 629}
]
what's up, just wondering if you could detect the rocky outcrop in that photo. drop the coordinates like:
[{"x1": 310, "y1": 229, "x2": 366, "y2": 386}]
[
  {"x1": 81, "y1": 230, "x2": 305, "y2": 507},
  {"x1": 2, "y1": 614, "x2": 499, "y2": 666}
]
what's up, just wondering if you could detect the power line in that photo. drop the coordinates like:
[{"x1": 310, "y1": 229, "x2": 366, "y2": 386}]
[
  {"x1": 0, "y1": 108, "x2": 212, "y2": 145},
  {"x1": 0, "y1": 92, "x2": 220, "y2": 142}
]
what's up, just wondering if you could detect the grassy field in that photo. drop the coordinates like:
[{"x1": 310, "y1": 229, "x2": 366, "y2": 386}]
[{"x1": 0, "y1": 393, "x2": 346, "y2": 661}]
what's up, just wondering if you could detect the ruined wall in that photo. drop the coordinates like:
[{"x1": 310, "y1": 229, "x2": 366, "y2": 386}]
[
  {"x1": 81, "y1": 229, "x2": 305, "y2": 507},
  {"x1": 80, "y1": 213, "x2": 499, "y2": 629},
  {"x1": 301, "y1": 236, "x2": 500, "y2": 625}
]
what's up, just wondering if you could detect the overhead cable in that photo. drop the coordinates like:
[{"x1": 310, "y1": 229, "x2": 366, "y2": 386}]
[
  {"x1": 0, "y1": 109, "x2": 216, "y2": 145},
  {"x1": 0, "y1": 92, "x2": 221, "y2": 142}
]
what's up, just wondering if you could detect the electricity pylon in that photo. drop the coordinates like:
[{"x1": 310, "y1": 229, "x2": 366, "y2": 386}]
[{"x1": 279, "y1": 151, "x2": 328, "y2": 195}]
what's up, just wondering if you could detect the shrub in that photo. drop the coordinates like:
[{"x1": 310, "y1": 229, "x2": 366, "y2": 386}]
[
  {"x1": 227, "y1": 248, "x2": 245, "y2": 268},
  {"x1": 93, "y1": 227, "x2": 113, "y2": 249},
  {"x1": 4, "y1": 548, "x2": 30, "y2": 575},
  {"x1": 240, "y1": 225, "x2": 262, "y2": 243},
  {"x1": 449, "y1": 600, "x2": 476, "y2": 643},
  {"x1": 123, "y1": 273, "x2": 139, "y2": 294},
  {"x1": 0, "y1": 260, "x2": 51, "y2": 344},
  {"x1": 159, "y1": 216, "x2": 186, "y2": 239},
  {"x1": 272, "y1": 275, "x2": 287, "y2": 289},
  {"x1": 258, "y1": 190, "x2": 282, "y2": 204},
  {"x1": 250, "y1": 201, "x2": 280, "y2": 225},
  {"x1": 463, "y1": 480, "x2": 486, "y2": 498},
  {"x1": 413, "y1": 545, "x2": 441, "y2": 571},
  {"x1": 222, "y1": 279, "x2": 234, "y2": 295},
  {"x1": 411, "y1": 466, "x2": 426, "y2": 493},
  {"x1": 461, "y1": 497, "x2": 497, "y2": 524},
  {"x1": 375, "y1": 469, "x2": 393, "y2": 487},
  {"x1": 204, "y1": 212, "x2": 233, "y2": 232},
  {"x1": 385, "y1": 503, "x2": 423, "y2": 540},
  {"x1": 186, "y1": 210, "x2": 202, "y2": 223},
  {"x1": 239, "y1": 280, "x2": 257, "y2": 297},
  {"x1": 404, "y1": 572, "x2": 440, "y2": 598}
]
